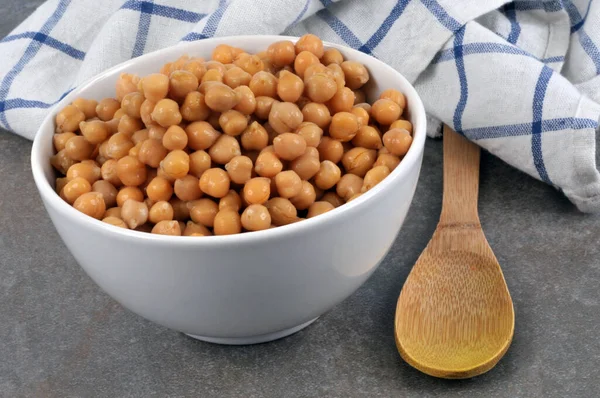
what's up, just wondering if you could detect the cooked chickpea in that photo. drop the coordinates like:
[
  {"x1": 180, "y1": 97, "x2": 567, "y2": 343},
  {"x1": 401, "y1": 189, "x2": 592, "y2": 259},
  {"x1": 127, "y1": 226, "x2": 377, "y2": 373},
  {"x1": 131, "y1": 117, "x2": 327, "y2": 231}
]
[
  {"x1": 117, "y1": 115, "x2": 143, "y2": 137},
  {"x1": 301, "y1": 102, "x2": 331, "y2": 129},
  {"x1": 212, "y1": 44, "x2": 238, "y2": 64},
  {"x1": 204, "y1": 84, "x2": 240, "y2": 112},
  {"x1": 96, "y1": 98, "x2": 121, "y2": 121},
  {"x1": 322, "y1": 48, "x2": 344, "y2": 65},
  {"x1": 148, "y1": 201, "x2": 174, "y2": 224},
  {"x1": 295, "y1": 34, "x2": 324, "y2": 58},
  {"x1": 104, "y1": 207, "x2": 122, "y2": 219},
  {"x1": 121, "y1": 199, "x2": 149, "y2": 229},
  {"x1": 274, "y1": 170, "x2": 302, "y2": 198},
  {"x1": 336, "y1": 173, "x2": 364, "y2": 200},
  {"x1": 50, "y1": 149, "x2": 77, "y2": 174},
  {"x1": 390, "y1": 119, "x2": 413, "y2": 134},
  {"x1": 115, "y1": 73, "x2": 140, "y2": 102},
  {"x1": 56, "y1": 104, "x2": 86, "y2": 133},
  {"x1": 249, "y1": 71, "x2": 278, "y2": 98},
  {"x1": 213, "y1": 209, "x2": 242, "y2": 235},
  {"x1": 268, "y1": 101, "x2": 303, "y2": 134},
  {"x1": 314, "y1": 160, "x2": 341, "y2": 190},
  {"x1": 277, "y1": 70, "x2": 304, "y2": 103},
  {"x1": 219, "y1": 190, "x2": 242, "y2": 212},
  {"x1": 174, "y1": 175, "x2": 202, "y2": 201},
  {"x1": 207, "y1": 135, "x2": 240, "y2": 165},
  {"x1": 305, "y1": 73, "x2": 337, "y2": 103},
  {"x1": 374, "y1": 153, "x2": 401, "y2": 171},
  {"x1": 342, "y1": 147, "x2": 377, "y2": 177},
  {"x1": 55, "y1": 177, "x2": 69, "y2": 195},
  {"x1": 234, "y1": 53, "x2": 264, "y2": 75},
  {"x1": 225, "y1": 155, "x2": 253, "y2": 185},
  {"x1": 117, "y1": 186, "x2": 145, "y2": 207},
  {"x1": 218, "y1": 110, "x2": 248, "y2": 136},
  {"x1": 268, "y1": 40, "x2": 296, "y2": 66},
  {"x1": 303, "y1": 63, "x2": 329, "y2": 81},
  {"x1": 254, "y1": 151, "x2": 283, "y2": 178},
  {"x1": 254, "y1": 96, "x2": 277, "y2": 120},
  {"x1": 188, "y1": 198, "x2": 218, "y2": 227},
  {"x1": 66, "y1": 163, "x2": 99, "y2": 186},
  {"x1": 307, "y1": 201, "x2": 335, "y2": 218},
  {"x1": 290, "y1": 180, "x2": 316, "y2": 210},
  {"x1": 159, "y1": 150, "x2": 189, "y2": 180},
  {"x1": 99, "y1": 159, "x2": 121, "y2": 187},
  {"x1": 294, "y1": 51, "x2": 320, "y2": 79},
  {"x1": 115, "y1": 156, "x2": 146, "y2": 187},
  {"x1": 145, "y1": 176, "x2": 173, "y2": 202},
  {"x1": 322, "y1": 192, "x2": 345, "y2": 208},
  {"x1": 328, "y1": 112, "x2": 359, "y2": 142},
  {"x1": 103, "y1": 216, "x2": 127, "y2": 228},
  {"x1": 53, "y1": 132, "x2": 76, "y2": 152},
  {"x1": 240, "y1": 121, "x2": 268, "y2": 151},
  {"x1": 73, "y1": 192, "x2": 106, "y2": 219},
  {"x1": 63, "y1": 136, "x2": 93, "y2": 161},
  {"x1": 352, "y1": 125, "x2": 382, "y2": 149},
  {"x1": 152, "y1": 99, "x2": 182, "y2": 127},
  {"x1": 362, "y1": 165, "x2": 391, "y2": 192},
  {"x1": 371, "y1": 99, "x2": 401, "y2": 125},
  {"x1": 188, "y1": 150, "x2": 211, "y2": 178},
  {"x1": 140, "y1": 99, "x2": 156, "y2": 126},
  {"x1": 294, "y1": 122, "x2": 322, "y2": 147},
  {"x1": 151, "y1": 220, "x2": 181, "y2": 236},
  {"x1": 132, "y1": 129, "x2": 150, "y2": 145},
  {"x1": 272, "y1": 132, "x2": 307, "y2": 161},
  {"x1": 317, "y1": 137, "x2": 344, "y2": 163},
  {"x1": 240, "y1": 204, "x2": 271, "y2": 231},
  {"x1": 199, "y1": 168, "x2": 230, "y2": 198},
  {"x1": 262, "y1": 197, "x2": 296, "y2": 226},
  {"x1": 121, "y1": 92, "x2": 144, "y2": 119},
  {"x1": 140, "y1": 73, "x2": 169, "y2": 102},
  {"x1": 105, "y1": 132, "x2": 133, "y2": 160},
  {"x1": 383, "y1": 128, "x2": 412, "y2": 156},
  {"x1": 289, "y1": 148, "x2": 319, "y2": 181},
  {"x1": 351, "y1": 106, "x2": 370, "y2": 127},
  {"x1": 169, "y1": 70, "x2": 198, "y2": 102},
  {"x1": 328, "y1": 87, "x2": 354, "y2": 113},
  {"x1": 163, "y1": 125, "x2": 188, "y2": 150},
  {"x1": 72, "y1": 98, "x2": 98, "y2": 119},
  {"x1": 327, "y1": 63, "x2": 346, "y2": 89},
  {"x1": 341, "y1": 61, "x2": 369, "y2": 89},
  {"x1": 186, "y1": 121, "x2": 221, "y2": 150},
  {"x1": 243, "y1": 177, "x2": 270, "y2": 205},
  {"x1": 183, "y1": 59, "x2": 206, "y2": 81},
  {"x1": 180, "y1": 91, "x2": 210, "y2": 122},
  {"x1": 183, "y1": 221, "x2": 212, "y2": 236},
  {"x1": 379, "y1": 88, "x2": 406, "y2": 109},
  {"x1": 63, "y1": 177, "x2": 92, "y2": 204},
  {"x1": 232, "y1": 86, "x2": 257, "y2": 115},
  {"x1": 223, "y1": 66, "x2": 252, "y2": 89},
  {"x1": 78, "y1": 120, "x2": 109, "y2": 145},
  {"x1": 92, "y1": 180, "x2": 118, "y2": 208},
  {"x1": 138, "y1": 138, "x2": 167, "y2": 168}
]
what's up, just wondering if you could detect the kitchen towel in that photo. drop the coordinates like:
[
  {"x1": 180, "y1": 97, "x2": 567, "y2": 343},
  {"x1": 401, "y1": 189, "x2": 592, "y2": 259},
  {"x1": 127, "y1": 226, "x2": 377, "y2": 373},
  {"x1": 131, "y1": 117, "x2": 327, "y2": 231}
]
[{"x1": 1, "y1": 0, "x2": 600, "y2": 212}]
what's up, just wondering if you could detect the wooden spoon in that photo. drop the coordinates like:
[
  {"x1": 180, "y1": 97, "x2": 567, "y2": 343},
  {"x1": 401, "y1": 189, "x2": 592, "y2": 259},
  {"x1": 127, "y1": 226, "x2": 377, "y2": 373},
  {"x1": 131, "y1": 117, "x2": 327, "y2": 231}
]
[{"x1": 394, "y1": 126, "x2": 514, "y2": 379}]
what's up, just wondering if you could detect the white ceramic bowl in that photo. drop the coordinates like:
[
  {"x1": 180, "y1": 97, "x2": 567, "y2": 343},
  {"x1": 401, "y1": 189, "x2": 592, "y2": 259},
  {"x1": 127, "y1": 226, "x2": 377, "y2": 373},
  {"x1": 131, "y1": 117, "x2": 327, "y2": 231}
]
[{"x1": 31, "y1": 36, "x2": 426, "y2": 345}]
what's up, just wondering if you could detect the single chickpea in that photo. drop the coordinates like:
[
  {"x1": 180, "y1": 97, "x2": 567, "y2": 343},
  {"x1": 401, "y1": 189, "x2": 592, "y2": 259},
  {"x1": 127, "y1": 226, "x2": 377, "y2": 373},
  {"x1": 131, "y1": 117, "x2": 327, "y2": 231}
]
[
  {"x1": 275, "y1": 170, "x2": 302, "y2": 198},
  {"x1": 379, "y1": 88, "x2": 406, "y2": 109},
  {"x1": 140, "y1": 99, "x2": 156, "y2": 126},
  {"x1": 50, "y1": 149, "x2": 77, "y2": 174},
  {"x1": 174, "y1": 175, "x2": 203, "y2": 201},
  {"x1": 204, "y1": 84, "x2": 240, "y2": 112},
  {"x1": 307, "y1": 201, "x2": 335, "y2": 218},
  {"x1": 322, "y1": 48, "x2": 344, "y2": 65},
  {"x1": 362, "y1": 165, "x2": 391, "y2": 192},
  {"x1": 138, "y1": 138, "x2": 168, "y2": 168},
  {"x1": 180, "y1": 91, "x2": 211, "y2": 122},
  {"x1": 55, "y1": 104, "x2": 86, "y2": 133},
  {"x1": 265, "y1": 197, "x2": 297, "y2": 226},
  {"x1": 78, "y1": 121, "x2": 108, "y2": 146},
  {"x1": 199, "y1": 168, "x2": 230, "y2": 198},
  {"x1": 105, "y1": 132, "x2": 134, "y2": 160},
  {"x1": 295, "y1": 122, "x2": 323, "y2": 148},
  {"x1": 114, "y1": 108, "x2": 126, "y2": 119},
  {"x1": 255, "y1": 96, "x2": 277, "y2": 120},
  {"x1": 170, "y1": 198, "x2": 190, "y2": 221},
  {"x1": 314, "y1": 160, "x2": 341, "y2": 190},
  {"x1": 240, "y1": 121, "x2": 268, "y2": 151},
  {"x1": 115, "y1": 73, "x2": 140, "y2": 102},
  {"x1": 183, "y1": 221, "x2": 212, "y2": 236},
  {"x1": 289, "y1": 180, "x2": 316, "y2": 210},
  {"x1": 169, "y1": 70, "x2": 199, "y2": 102},
  {"x1": 303, "y1": 63, "x2": 329, "y2": 81},
  {"x1": 116, "y1": 155, "x2": 147, "y2": 187},
  {"x1": 219, "y1": 110, "x2": 248, "y2": 136},
  {"x1": 151, "y1": 220, "x2": 182, "y2": 236},
  {"x1": 132, "y1": 129, "x2": 150, "y2": 145},
  {"x1": 141, "y1": 73, "x2": 169, "y2": 102},
  {"x1": 162, "y1": 125, "x2": 188, "y2": 151},
  {"x1": 268, "y1": 40, "x2": 296, "y2": 67},
  {"x1": 233, "y1": 86, "x2": 257, "y2": 115},
  {"x1": 317, "y1": 137, "x2": 344, "y2": 163},
  {"x1": 96, "y1": 98, "x2": 121, "y2": 121},
  {"x1": 327, "y1": 87, "x2": 354, "y2": 114},
  {"x1": 233, "y1": 53, "x2": 264, "y2": 75},
  {"x1": 301, "y1": 103, "x2": 331, "y2": 129},
  {"x1": 73, "y1": 192, "x2": 106, "y2": 219},
  {"x1": 92, "y1": 180, "x2": 118, "y2": 208},
  {"x1": 290, "y1": 147, "x2": 320, "y2": 180},
  {"x1": 268, "y1": 101, "x2": 303, "y2": 134},
  {"x1": 241, "y1": 204, "x2": 271, "y2": 231},
  {"x1": 198, "y1": 80, "x2": 224, "y2": 95},
  {"x1": 248, "y1": 71, "x2": 278, "y2": 98},
  {"x1": 183, "y1": 59, "x2": 207, "y2": 81},
  {"x1": 322, "y1": 192, "x2": 345, "y2": 208},
  {"x1": 148, "y1": 201, "x2": 174, "y2": 224},
  {"x1": 67, "y1": 162, "x2": 101, "y2": 184},
  {"x1": 374, "y1": 153, "x2": 401, "y2": 171},
  {"x1": 327, "y1": 63, "x2": 346, "y2": 88},
  {"x1": 186, "y1": 121, "x2": 221, "y2": 150},
  {"x1": 243, "y1": 177, "x2": 270, "y2": 205},
  {"x1": 146, "y1": 176, "x2": 173, "y2": 202},
  {"x1": 341, "y1": 61, "x2": 370, "y2": 89},
  {"x1": 103, "y1": 216, "x2": 128, "y2": 228},
  {"x1": 213, "y1": 209, "x2": 242, "y2": 235},
  {"x1": 104, "y1": 207, "x2": 122, "y2": 219},
  {"x1": 189, "y1": 150, "x2": 212, "y2": 178},
  {"x1": 352, "y1": 125, "x2": 382, "y2": 149},
  {"x1": 188, "y1": 198, "x2": 219, "y2": 227},
  {"x1": 116, "y1": 186, "x2": 144, "y2": 207},
  {"x1": 371, "y1": 99, "x2": 402, "y2": 125},
  {"x1": 329, "y1": 112, "x2": 359, "y2": 142},
  {"x1": 209, "y1": 135, "x2": 242, "y2": 165},
  {"x1": 219, "y1": 190, "x2": 242, "y2": 212},
  {"x1": 160, "y1": 150, "x2": 189, "y2": 179},
  {"x1": 390, "y1": 119, "x2": 413, "y2": 134},
  {"x1": 351, "y1": 106, "x2": 370, "y2": 127},
  {"x1": 53, "y1": 132, "x2": 76, "y2": 152},
  {"x1": 152, "y1": 99, "x2": 182, "y2": 127},
  {"x1": 100, "y1": 159, "x2": 121, "y2": 187},
  {"x1": 121, "y1": 199, "x2": 149, "y2": 229},
  {"x1": 305, "y1": 73, "x2": 337, "y2": 103},
  {"x1": 383, "y1": 128, "x2": 412, "y2": 156},
  {"x1": 277, "y1": 70, "x2": 304, "y2": 103},
  {"x1": 65, "y1": 136, "x2": 94, "y2": 161},
  {"x1": 63, "y1": 177, "x2": 92, "y2": 204},
  {"x1": 225, "y1": 155, "x2": 253, "y2": 185},
  {"x1": 294, "y1": 51, "x2": 320, "y2": 79},
  {"x1": 72, "y1": 98, "x2": 98, "y2": 119},
  {"x1": 223, "y1": 66, "x2": 252, "y2": 88},
  {"x1": 121, "y1": 92, "x2": 144, "y2": 119},
  {"x1": 342, "y1": 147, "x2": 377, "y2": 177},
  {"x1": 273, "y1": 132, "x2": 307, "y2": 161},
  {"x1": 212, "y1": 44, "x2": 238, "y2": 63},
  {"x1": 295, "y1": 34, "x2": 324, "y2": 58},
  {"x1": 254, "y1": 151, "x2": 283, "y2": 178},
  {"x1": 336, "y1": 173, "x2": 364, "y2": 200},
  {"x1": 117, "y1": 115, "x2": 143, "y2": 137}
]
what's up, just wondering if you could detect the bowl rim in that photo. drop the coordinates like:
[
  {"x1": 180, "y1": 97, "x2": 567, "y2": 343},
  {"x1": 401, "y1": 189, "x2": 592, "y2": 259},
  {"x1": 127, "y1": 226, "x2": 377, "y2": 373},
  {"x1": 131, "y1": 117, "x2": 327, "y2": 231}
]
[{"x1": 31, "y1": 35, "x2": 427, "y2": 248}]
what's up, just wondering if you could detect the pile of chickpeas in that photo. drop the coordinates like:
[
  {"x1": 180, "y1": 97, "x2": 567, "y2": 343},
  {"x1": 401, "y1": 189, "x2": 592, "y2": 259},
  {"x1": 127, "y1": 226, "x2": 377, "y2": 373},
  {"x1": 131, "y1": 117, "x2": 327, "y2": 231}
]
[{"x1": 51, "y1": 34, "x2": 413, "y2": 236}]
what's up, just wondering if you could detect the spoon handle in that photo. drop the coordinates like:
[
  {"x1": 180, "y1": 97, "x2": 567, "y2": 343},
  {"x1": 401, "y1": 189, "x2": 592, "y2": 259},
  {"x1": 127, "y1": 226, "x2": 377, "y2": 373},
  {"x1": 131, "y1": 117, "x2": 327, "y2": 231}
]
[{"x1": 439, "y1": 126, "x2": 481, "y2": 226}]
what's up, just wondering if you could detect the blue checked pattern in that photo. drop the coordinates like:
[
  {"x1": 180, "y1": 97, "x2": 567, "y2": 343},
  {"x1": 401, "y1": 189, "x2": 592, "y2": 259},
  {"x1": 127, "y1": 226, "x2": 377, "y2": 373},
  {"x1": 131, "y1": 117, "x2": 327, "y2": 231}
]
[{"x1": 2, "y1": 0, "x2": 600, "y2": 212}]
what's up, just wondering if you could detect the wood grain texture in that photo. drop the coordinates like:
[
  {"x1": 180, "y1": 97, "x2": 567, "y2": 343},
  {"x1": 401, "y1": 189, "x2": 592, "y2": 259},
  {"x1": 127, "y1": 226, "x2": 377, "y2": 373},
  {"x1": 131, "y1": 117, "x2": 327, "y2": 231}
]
[{"x1": 395, "y1": 126, "x2": 515, "y2": 379}]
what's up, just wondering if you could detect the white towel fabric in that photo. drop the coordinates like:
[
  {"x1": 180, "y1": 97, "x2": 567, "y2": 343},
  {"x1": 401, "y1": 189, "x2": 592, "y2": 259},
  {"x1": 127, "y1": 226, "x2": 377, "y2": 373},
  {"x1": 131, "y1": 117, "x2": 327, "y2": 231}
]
[{"x1": 2, "y1": 0, "x2": 600, "y2": 211}]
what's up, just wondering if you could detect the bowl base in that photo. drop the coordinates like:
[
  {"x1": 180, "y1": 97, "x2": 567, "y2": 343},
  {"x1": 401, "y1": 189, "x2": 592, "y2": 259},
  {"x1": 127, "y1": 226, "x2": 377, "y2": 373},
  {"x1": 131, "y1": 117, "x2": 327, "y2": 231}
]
[{"x1": 185, "y1": 317, "x2": 318, "y2": 345}]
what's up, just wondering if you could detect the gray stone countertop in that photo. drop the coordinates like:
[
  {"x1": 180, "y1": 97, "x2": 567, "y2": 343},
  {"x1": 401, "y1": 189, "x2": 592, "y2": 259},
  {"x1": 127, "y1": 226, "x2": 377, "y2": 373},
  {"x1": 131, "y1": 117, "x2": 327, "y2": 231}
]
[{"x1": 1, "y1": 2, "x2": 600, "y2": 397}]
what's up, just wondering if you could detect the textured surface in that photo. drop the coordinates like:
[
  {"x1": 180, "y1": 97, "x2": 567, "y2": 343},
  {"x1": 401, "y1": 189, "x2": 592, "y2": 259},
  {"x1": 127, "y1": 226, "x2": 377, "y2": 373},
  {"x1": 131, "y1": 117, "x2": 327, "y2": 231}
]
[{"x1": 2, "y1": 3, "x2": 600, "y2": 398}]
